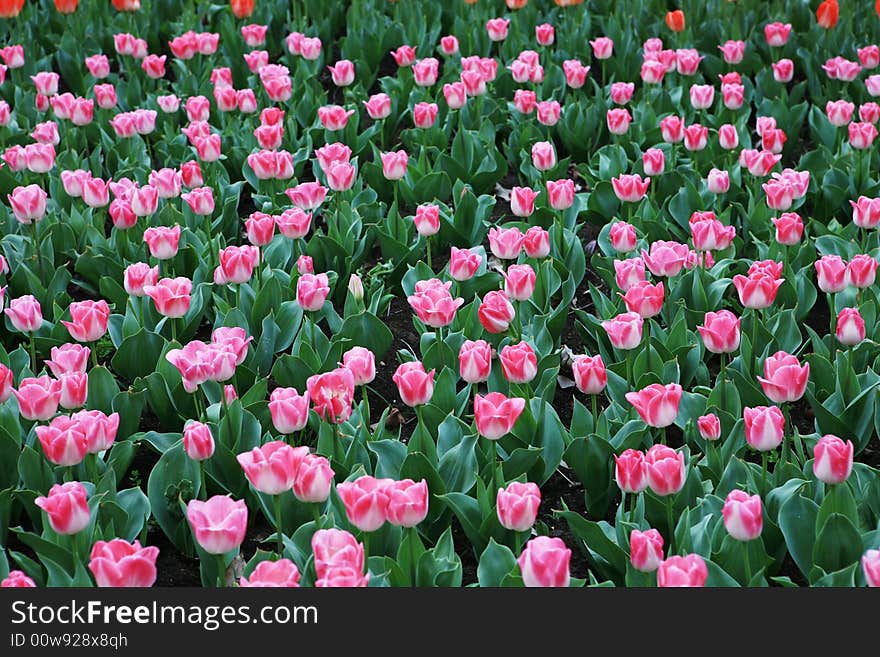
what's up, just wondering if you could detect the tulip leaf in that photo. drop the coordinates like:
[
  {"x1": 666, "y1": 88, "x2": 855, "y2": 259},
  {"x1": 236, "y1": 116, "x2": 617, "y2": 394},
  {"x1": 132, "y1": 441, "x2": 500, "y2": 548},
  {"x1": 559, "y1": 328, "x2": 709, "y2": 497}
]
[{"x1": 477, "y1": 539, "x2": 518, "y2": 588}]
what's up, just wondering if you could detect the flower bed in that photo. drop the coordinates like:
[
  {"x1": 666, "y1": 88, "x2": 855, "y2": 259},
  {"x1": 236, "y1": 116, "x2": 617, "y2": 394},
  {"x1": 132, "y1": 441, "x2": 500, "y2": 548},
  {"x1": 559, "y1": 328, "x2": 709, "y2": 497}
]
[{"x1": 0, "y1": 0, "x2": 879, "y2": 588}]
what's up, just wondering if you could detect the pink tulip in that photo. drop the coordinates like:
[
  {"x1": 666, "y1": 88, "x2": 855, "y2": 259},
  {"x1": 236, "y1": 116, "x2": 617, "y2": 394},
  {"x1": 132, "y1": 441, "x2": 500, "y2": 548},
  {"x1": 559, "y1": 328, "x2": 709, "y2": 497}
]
[
  {"x1": 35, "y1": 415, "x2": 87, "y2": 465},
  {"x1": 268, "y1": 387, "x2": 310, "y2": 434},
  {"x1": 59, "y1": 372, "x2": 87, "y2": 410},
  {"x1": 813, "y1": 435, "x2": 854, "y2": 484},
  {"x1": 183, "y1": 421, "x2": 215, "y2": 461},
  {"x1": 7, "y1": 184, "x2": 48, "y2": 224},
  {"x1": 590, "y1": 36, "x2": 614, "y2": 59},
  {"x1": 458, "y1": 340, "x2": 492, "y2": 384},
  {"x1": 562, "y1": 60, "x2": 589, "y2": 88},
  {"x1": 337, "y1": 476, "x2": 392, "y2": 532},
  {"x1": 571, "y1": 355, "x2": 607, "y2": 395},
  {"x1": 744, "y1": 405, "x2": 785, "y2": 451},
  {"x1": 641, "y1": 240, "x2": 689, "y2": 277},
  {"x1": 14, "y1": 376, "x2": 62, "y2": 422},
  {"x1": 239, "y1": 559, "x2": 300, "y2": 588},
  {"x1": 364, "y1": 93, "x2": 391, "y2": 120},
  {"x1": 488, "y1": 226, "x2": 525, "y2": 260},
  {"x1": 392, "y1": 361, "x2": 435, "y2": 407},
  {"x1": 5, "y1": 295, "x2": 43, "y2": 333},
  {"x1": 444, "y1": 82, "x2": 467, "y2": 109},
  {"x1": 611, "y1": 174, "x2": 650, "y2": 203},
  {"x1": 504, "y1": 265, "x2": 536, "y2": 302},
  {"x1": 601, "y1": 311, "x2": 644, "y2": 350},
  {"x1": 621, "y1": 280, "x2": 664, "y2": 318},
  {"x1": 144, "y1": 277, "x2": 192, "y2": 319},
  {"x1": 478, "y1": 291, "x2": 516, "y2": 334},
  {"x1": 531, "y1": 141, "x2": 556, "y2": 171},
  {"x1": 296, "y1": 273, "x2": 330, "y2": 312},
  {"x1": 386, "y1": 478, "x2": 429, "y2": 528},
  {"x1": 757, "y1": 351, "x2": 809, "y2": 404},
  {"x1": 474, "y1": 392, "x2": 525, "y2": 440},
  {"x1": 486, "y1": 17, "x2": 509, "y2": 41},
  {"x1": 413, "y1": 204, "x2": 440, "y2": 236},
  {"x1": 292, "y1": 454, "x2": 334, "y2": 504},
  {"x1": 546, "y1": 179, "x2": 575, "y2": 211},
  {"x1": 698, "y1": 414, "x2": 721, "y2": 441},
  {"x1": 772, "y1": 212, "x2": 804, "y2": 245},
  {"x1": 325, "y1": 160, "x2": 356, "y2": 192},
  {"x1": 499, "y1": 342, "x2": 537, "y2": 384},
  {"x1": 630, "y1": 528, "x2": 664, "y2": 573},
  {"x1": 657, "y1": 554, "x2": 707, "y2": 587},
  {"x1": 35, "y1": 482, "x2": 90, "y2": 535},
  {"x1": 89, "y1": 539, "x2": 159, "y2": 588},
  {"x1": 689, "y1": 84, "x2": 714, "y2": 110},
  {"x1": 614, "y1": 259, "x2": 645, "y2": 293},
  {"x1": 764, "y1": 22, "x2": 791, "y2": 47},
  {"x1": 448, "y1": 247, "x2": 482, "y2": 281},
  {"x1": 186, "y1": 495, "x2": 248, "y2": 554},
  {"x1": 510, "y1": 187, "x2": 538, "y2": 217},
  {"x1": 733, "y1": 273, "x2": 783, "y2": 309},
  {"x1": 497, "y1": 482, "x2": 540, "y2": 532},
  {"x1": 286, "y1": 182, "x2": 327, "y2": 211},
  {"x1": 62, "y1": 300, "x2": 110, "y2": 343},
  {"x1": 607, "y1": 108, "x2": 632, "y2": 135},
  {"x1": 645, "y1": 444, "x2": 686, "y2": 496},
  {"x1": 676, "y1": 49, "x2": 703, "y2": 76},
  {"x1": 318, "y1": 105, "x2": 354, "y2": 131},
  {"x1": 524, "y1": 226, "x2": 551, "y2": 258},
  {"x1": 615, "y1": 449, "x2": 648, "y2": 493},
  {"x1": 719, "y1": 40, "x2": 745, "y2": 64},
  {"x1": 536, "y1": 100, "x2": 561, "y2": 126},
  {"x1": 609, "y1": 222, "x2": 637, "y2": 253},
  {"x1": 660, "y1": 115, "x2": 684, "y2": 143},
  {"x1": 123, "y1": 263, "x2": 159, "y2": 297},
  {"x1": 1, "y1": 571, "x2": 36, "y2": 588},
  {"x1": 380, "y1": 150, "x2": 408, "y2": 181},
  {"x1": 626, "y1": 384, "x2": 682, "y2": 429},
  {"x1": 698, "y1": 310, "x2": 741, "y2": 354},
  {"x1": 518, "y1": 536, "x2": 571, "y2": 588},
  {"x1": 407, "y1": 278, "x2": 463, "y2": 328},
  {"x1": 836, "y1": 307, "x2": 866, "y2": 346},
  {"x1": 723, "y1": 489, "x2": 763, "y2": 541},
  {"x1": 307, "y1": 368, "x2": 355, "y2": 424},
  {"x1": 536, "y1": 23, "x2": 554, "y2": 46},
  {"x1": 237, "y1": 441, "x2": 307, "y2": 495},
  {"x1": 328, "y1": 59, "x2": 355, "y2": 87},
  {"x1": 610, "y1": 82, "x2": 635, "y2": 105}
]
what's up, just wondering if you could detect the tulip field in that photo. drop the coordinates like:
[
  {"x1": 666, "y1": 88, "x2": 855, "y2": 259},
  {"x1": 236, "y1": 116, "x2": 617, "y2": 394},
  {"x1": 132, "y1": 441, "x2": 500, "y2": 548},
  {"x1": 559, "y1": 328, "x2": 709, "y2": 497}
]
[{"x1": 1, "y1": 0, "x2": 880, "y2": 590}]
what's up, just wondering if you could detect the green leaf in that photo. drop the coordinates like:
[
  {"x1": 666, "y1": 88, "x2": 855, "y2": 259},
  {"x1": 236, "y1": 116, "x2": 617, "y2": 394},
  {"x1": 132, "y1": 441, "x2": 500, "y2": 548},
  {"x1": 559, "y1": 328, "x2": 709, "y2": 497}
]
[
  {"x1": 812, "y1": 514, "x2": 862, "y2": 577},
  {"x1": 778, "y1": 493, "x2": 819, "y2": 579},
  {"x1": 477, "y1": 539, "x2": 518, "y2": 588}
]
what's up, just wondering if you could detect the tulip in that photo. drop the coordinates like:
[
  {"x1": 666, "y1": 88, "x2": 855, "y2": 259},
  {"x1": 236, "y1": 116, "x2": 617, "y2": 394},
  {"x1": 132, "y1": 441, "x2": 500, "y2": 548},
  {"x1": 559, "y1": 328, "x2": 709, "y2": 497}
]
[
  {"x1": 488, "y1": 226, "x2": 525, "y2": 260},
  {"x1": 487, "y1": 483, "x2": 540, "y2": 541},
  {"x1": 62, "y1": 300, "x2": 110, "y2": 343},
  {"x1": 380, "y1": 150, "x2": 408, "y2": 181},
  {"x1": 337, "y1": 476, "x2": 391, "y2": 533},
  {"x1": 59, "y1": 373, "x2": 88, "y2": 410},
  {"x1": 772, "y1": 59, "x2": 794, "y2": 82},
  {"x1": 615, "y1": 449, "x2": 648, "y2": 495},
  {"x1": 296, "y1": 273, "x2": 330, "y2": 312},
  {"x1": 499, "y1": 342, "x2": 537, "y2": 384},
  {"x1": 187, "y1": 495, "x2": 248, "y2": 556},
  {"x1": 5, "y1": 294, "x2": 43, "y2": 333},
  {"x1": 407, "y1": 279, "x2": 464, "y2": 328},
  {"x1": 524, "y1": 226, "x2": 551, "y2": 258},
  {"x1": 312, "y1": 529, "x2": 365, "y2": 579},
  {"x1": 89, "y1": 539, "x2": 159, "y2": 588},
  {"x1": 292, "y1": 454, "x2": 334, "y2": 504},
  {"x1": 448, "y1": 247, "x2": 483, "y2": 281},
  {"x1": 0, "y1": 364, "x2": 13, "y2": 404},
  {"x1": 723, "y1": 489, "x2": 763, "y2": 542},
  {"x1": 392, "y1": 361, "x2": 435, "y2": 407},
  {"x1": 518, "y1": 536, "x2": 571, "y2": 588},
  {"x1": 7, "y1": 185, "x2": 48, "y2": 224},
  {"x1": 35, "y1": 415, "x2": 87, "y2": 465},
  {"x1": 813, "y1": 435, "x2": 853, "y2": 484},
  {"x1": 15, "y1": 376, "x2": 62, "y2": 422},
  {"x1": 696, "y1": 413, "x2": 721, "y2": 442},
  {"x1": 237, "y1": 441, "x2": 306, "y2": 496},
  {"x1": 144, "y1": 277, "x2": 192, "y2": 319},
  {"x1": 474, "y1": 392, "x2": 525, "y2": 440},
  {"x1": 239, "y1": 559, "x2": 300, "y2": 588},
  {"x1": 757, "y1": 351, "x2": 809, "y2": 404},
  {"x1": 743, "y1": 405, "x2": 785, "y2": 452},
  {"x1": 36, "y1": 482, "x2": 90, "y2": 535},
  {"x1": 510, "y1": 187, "x2": 538, "y2": 218},
  {"x1": 607, "y1": 108, "x2": 632, "y2": 135},
  {"x1": 306, "y1": 368, "x2": 355, "y2": 424},
  {"x1": 665, "y1": 9, "x2": 685, "y2": 32},
  {"x1": 610, "y1": 82, "x2": 635, "y2": 105},
  {"x1": 391, "y1": 45, "x2": 416, "y2": 67},
  {"x1": 611, "y1": 174, "x2": 650, "y2": 203},
  {"x1": 698, "y1": 310, "x2": 741, "y2": 354},
  {"x1": 627, "y1": 384, "x2": 682, "y2": 429},
  {"x1": 609, "y1": 222, "x2": 637, "y2": 253},
  {"x1": 836, "y1": 308, "x2": 866, "y2": 346},
  {"x1": 386, "y1": 479, "x2": 429, "y2": 528},
  {"x1": 657, "y1": 554, "x2": 707, "y2": 587},
  {"x1": 601, "y1": 312, "x2": 644, "y2": 350},
  {"x1": 183, "y1": 421, "x2": 215, "y2": 461},
  {"x1": 641, "y1": 240, "x2": 688, "y2": 277},
  {"x1": 732, "y1": 273, "x2": 783, "y2": 309},
  {"x1": 268, "y1": 387, "x2": 310, "y2": 434},
  {"x1": 536, "y1": 100, "x2": 560, "y2": 126},
  {"x1": 571, "y1": 355, "x2": 607, "y2": 395},
  {"x1": 286, "y1": 182, "x2": 327, "y2": 211},
  {"x1": 630, "y1": 529, "x2": 664, "y2": 573},
  {"x1": 413, "y1": 204, "x2": 440, "y2": 237},
  {"x1": 478, "y1": 290, "x2": 516, "y2": 334},
  {"x1": 772, "y1": 212, "x2": 804, "y2": 245},
  {"x1": 645, "y1": 444, "x2": 686, "y2": 497},
  {"x1": 342, "y1": 347, "x2": 376, "y2": 386},
  {"x1": 621, "y1": 280, "x2": 664, "y2": 318},
  {"x1": 458, "y1": 340, "x2": 492, "y2": 385},
  {"x1": 764, "y1": 22, "x2": 792, "y2": 47},
  {"x1": 862, "y1": 549, "x2": 880, "y2": 587},
  {"x1": 1, "y1": 571, "x2": 36, "y2": 588}
]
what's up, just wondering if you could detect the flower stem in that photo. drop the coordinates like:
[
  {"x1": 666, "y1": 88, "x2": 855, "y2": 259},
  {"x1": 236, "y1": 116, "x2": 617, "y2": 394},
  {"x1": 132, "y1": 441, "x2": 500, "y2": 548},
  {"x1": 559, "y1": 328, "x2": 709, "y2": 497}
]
[
  {"x1": 28, "y1": 334, "x2": 37, "y2": 374},
  {"x1": 409, "y1": 526, "x2": 419, "y2": 587},
  {"x1": 665, "y1": 495, "x2": 676, "y2": 554},
  {"x1": 312, "y1": 503, "x2": 322, "y2": 529},
  {"x1": 216, "y1": 554, "x2": 226, "y2": 587},
  {"x1": 199, "y1": 460, "x2": 207, "y2": 500},
  {"x1": 274, "y1": 494, "x2": 284, "y2": 556},
  {"x1": 743, "y1": 543, "x2": 753, "y2": 586}
]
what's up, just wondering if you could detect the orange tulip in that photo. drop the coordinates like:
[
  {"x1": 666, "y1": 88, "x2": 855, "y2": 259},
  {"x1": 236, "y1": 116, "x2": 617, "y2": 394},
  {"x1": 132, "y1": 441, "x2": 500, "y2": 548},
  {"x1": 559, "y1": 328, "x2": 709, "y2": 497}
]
[
  {"x1": 0, "y1": 0, "x2": 24, "y2": 18},
  {"x1": 231, "y1": 0, "x2": 254, "y2": 18},
  {"x1": 665, "y1": 9, "x2": 685, "y2": 32},
  {"x1": 554, "y1": 0, "x2": 584, "y2": 5},
  {"x1": 816, "y1": 0, "x2": 838, "y2": 28},
  {"x1": 54, "y1": 0, "x2": 78, "y2": 13},
  {"x1": 111, "y1": 0, "x2": 140, "y2": 10},
  {"x1": 507, "y1": 0, "x2": 528, "y2": 8}
]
